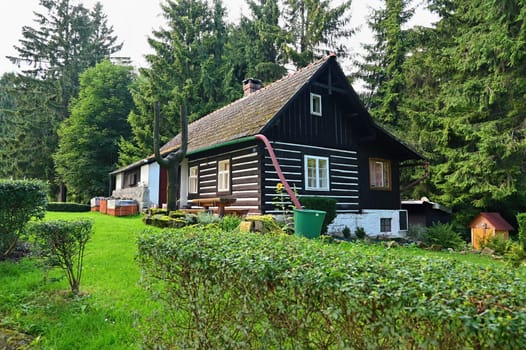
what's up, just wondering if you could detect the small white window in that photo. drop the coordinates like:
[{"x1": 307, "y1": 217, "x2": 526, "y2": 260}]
[
  {"x1": 217, "y1": 159, "x2": 230, "y2": 192},
  {"x1": 304, "y1": 155, "x2": 329, "y2": 191},
  {"x1": 189, "y1": 166, "x2": 198, "y2": 194},
  {"x1": 310, "y1": 93, "x2": 322, "y2": 116}
]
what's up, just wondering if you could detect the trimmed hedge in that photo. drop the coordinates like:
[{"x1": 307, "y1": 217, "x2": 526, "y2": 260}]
[
  {"x1": 298, "y1": 196, "x2": 337, "y2": 233},
  {"x1": 46, "y1": 202, "x2": 90, "y2": 212},
  {"x1": 137, "y1": 229, "x2": 526, "y2": 349}
]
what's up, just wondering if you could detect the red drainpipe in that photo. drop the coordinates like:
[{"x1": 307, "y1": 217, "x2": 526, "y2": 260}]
[{"x1": 255, "y1": 134, "x2": 302, "y2": 210}]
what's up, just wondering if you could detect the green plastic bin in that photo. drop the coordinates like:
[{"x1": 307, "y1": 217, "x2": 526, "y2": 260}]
[{"x1": 294, "y1": 208, "x2": 326, "y2": 239}]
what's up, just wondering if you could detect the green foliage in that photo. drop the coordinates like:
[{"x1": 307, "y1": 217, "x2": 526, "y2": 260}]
[
  {"x1": 137, "y1": 229, "x2": 526, "y2": 349},
  {"x1": 342, "y1": 226, "x2": 351, "y2": 239},
  {"x1": 424, "y1": 223, "x2": 465, "y2": 250},
  {"x1": 29, "y1": 219, "x2": 93, "y2": 295},
  {"x1": 221, "y1": 215, "x2": 242, "y2": 232},
  {"x1": 283, "y1": 0, "x2": 353, "y2": 67},
  {"x1": 54, "y1": 61, "x2": 135, "y2": 203},
  {"x1": 298, "y1": 196, "x2": 337, "y2": 233},
  {"x1": 354, "y1": 226, "x2": 367, "y2": 240},
  {"x1": 517, "y1": 213, "x2": 526, "y2": 249},
  {"x1": 197, "y1": 212, "x2": 222, "y2": 226},
  {"x1": 505, "y1": 243, "x2": 526, "y2": 268},
  {"x1": 120, "y1": 0, "x2": 240, "y2": 162},
  {"x1": 46, "y1": 202, "x2": 90, "y2": 212},
  {"x1": 0, "y1": 179, "x2": 47, "y2": 257},
  {"x1": 396, "y1": 0, "x2": 526, "y2": 218},
  {"x1": 355, "y1": 0, "x2": 414, "y2": 125},
  {"x1": 484, "y1": 234, "x2": 512, "y2": 256},
  {"x1": 2, "y1": 1, "x2": 123, "y2": 197},
  {"x1": 246, "y1": 215, "x2": 285, "y2": 234}
]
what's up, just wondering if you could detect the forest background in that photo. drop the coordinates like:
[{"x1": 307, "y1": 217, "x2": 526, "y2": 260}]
[{"x1": 0, "y1": 0, "x2": 524, "y2": 231}]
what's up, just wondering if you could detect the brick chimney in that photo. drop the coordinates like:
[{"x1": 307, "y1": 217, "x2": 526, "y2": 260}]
[{"x1": 242, "y1": 78, "x2": 262, "y2": 96}]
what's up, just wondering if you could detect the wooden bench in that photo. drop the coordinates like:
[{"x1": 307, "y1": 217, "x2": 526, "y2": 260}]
[{"x1": 187, "y1": 197, "x2": 236, "y2": 217}]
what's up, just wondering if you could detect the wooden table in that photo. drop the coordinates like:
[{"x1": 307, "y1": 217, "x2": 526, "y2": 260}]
[{"x1": 188, "y1": 197, "x2": 236, "y2": 217}]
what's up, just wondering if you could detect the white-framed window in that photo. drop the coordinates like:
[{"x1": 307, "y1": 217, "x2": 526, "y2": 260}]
[
  {"x1": 310, "y1": 93, "x2": 322, "y2": 116},
  {"x1": 217, "y1": 159, "x2": 230, "y2": 192},
  {"x1": 380, "y1": 218, "x2": 392, "y2": 233},
  {"x1": 304, "y1": 155, "x2": 329, "y2": 191},
  {"x1": 369, "y1": 158, "x2": 391, "y2": 190},
  {"x1": 188, "y1": 166, "x2": 198, "y2": 194}
]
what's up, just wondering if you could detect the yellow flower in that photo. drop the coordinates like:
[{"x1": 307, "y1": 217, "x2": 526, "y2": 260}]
[{"x1": 276, "y1": 183, "x2": 284, "y2": 191}]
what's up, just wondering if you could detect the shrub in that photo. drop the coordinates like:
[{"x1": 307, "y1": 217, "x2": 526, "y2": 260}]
[
  {"x1": 46, "y1": 202, "x2": 90, "y2": 212},
  {"x1": 298, "y1": 196, "x2": 337, "y2": 233},
  {"x1": 484, "y1": 234, "x2": 512, "y2": 256},
  {"x1": 517, "y1": 213, "x2": 526, "y2": 249},
  {"x1": 354, "y1": 226, "x2": 366, "y2": 239},
  {"x1": 342, "y1": 226, "x2": 351, "y2": 239},
  {"x1": 0, "y1": 179, "x2": 47, "y2": 257},
  {"x1": 424, "y1": 222, "x2": 464, "y2": 250},
  {"x1": 221, "y1": 215, "x2": 241, "y2": 231},
  {"x1": 137, "y1": 229, "x2": 526, "y2": 349},
  {"x1": 197, "y1": 212, "x2": 221, "y2": 225},
  {"x1": 505, "y1": 243, "x2": 526, "y2": 267},
  {"x1": 406, "y1": 225, "x2": 427, "y2": 242},
  {"x1": 29, "y1": 219, "x2": 93, "y2": 295}
]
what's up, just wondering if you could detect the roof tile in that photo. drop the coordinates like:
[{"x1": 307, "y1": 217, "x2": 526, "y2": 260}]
[{"x1": 160, "y1": 56, "x2": 330, "y2": 154}]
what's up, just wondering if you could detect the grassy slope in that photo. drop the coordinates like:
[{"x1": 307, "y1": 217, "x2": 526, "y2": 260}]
[{"x1": 0, "y1": 212, "x2": 523, "y2": 348}]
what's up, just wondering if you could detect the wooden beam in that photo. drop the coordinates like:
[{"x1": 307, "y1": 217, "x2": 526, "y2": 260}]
[{"x1": 313, "y1": 81, "x2": 347, "y2": 94}]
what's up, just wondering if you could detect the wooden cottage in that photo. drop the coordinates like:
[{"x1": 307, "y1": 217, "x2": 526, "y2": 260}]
[
  {"x1": 110, "y1": 55, "x2": 423, "y2": 236},
  {"x1": 468, "y1": 212, "x2": 514, "y2": 249}
]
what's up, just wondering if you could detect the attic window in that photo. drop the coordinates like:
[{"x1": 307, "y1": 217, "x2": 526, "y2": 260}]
[{"x1": 310, "y1": 93, "x2": 322, "y2": 116}]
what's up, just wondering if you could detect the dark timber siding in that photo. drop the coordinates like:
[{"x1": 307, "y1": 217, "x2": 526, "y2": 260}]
[
  {"x1": 262, "y1": 141, "x2": 360, "y2": 214},
  {"x1": 358, "y1": 141, "x2": 401, "y2": 209},
  {"x1": 188, "y1": 145, "x2": 261, "y2": 213},
  {"x1": 264, "y1": 85, "x2": 355, "y2": 150}
]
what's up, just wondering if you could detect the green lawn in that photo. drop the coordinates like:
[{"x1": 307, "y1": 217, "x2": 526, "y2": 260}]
[
  {"x1": 0, "y1": 212, "x2": 523, "y2": 348},
  {"x1": 0, "y1": 212, "x2": 160, "y2": 349}
]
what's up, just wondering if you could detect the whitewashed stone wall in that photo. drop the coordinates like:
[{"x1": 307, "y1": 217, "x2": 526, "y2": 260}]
[{"x1": 328, "y1": 209, "x2": 407, "y2": 238}]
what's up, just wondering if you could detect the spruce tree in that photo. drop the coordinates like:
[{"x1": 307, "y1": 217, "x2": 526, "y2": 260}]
[
  {"x1": 282, "y1": 0, "x2": 353, "y2": 68},
  {"x1": 119, "y1": 0, "x2": 237, "y2": 163},
  {"x1": 3, "y1": 0, "x2": 122, "y2": 198}
]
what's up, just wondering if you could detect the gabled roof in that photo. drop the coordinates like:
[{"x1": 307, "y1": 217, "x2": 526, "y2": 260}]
[
  {"x1": 111, "y1": 55, "x2": 422, "y2": 175},
  {"x1": 469, "y1": 212, "x2": 514, "y2": 231},
  {"x1": 160, "y1": 56, "x2": 331, "y2": 154}
]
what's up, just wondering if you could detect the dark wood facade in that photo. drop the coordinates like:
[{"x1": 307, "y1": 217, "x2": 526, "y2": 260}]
[
  {"x1": 187, "y1": 142, "x2": 262, "y2": 213},
  {"x1": 183, "y1": 57, "x2": 420, "y2": 215},
  {"x1": 261, "y1": 141, "x2": 360, "y2": 214},
  {"x1": 113, "y1": 56, "x2": 421, "y2": 216}
]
